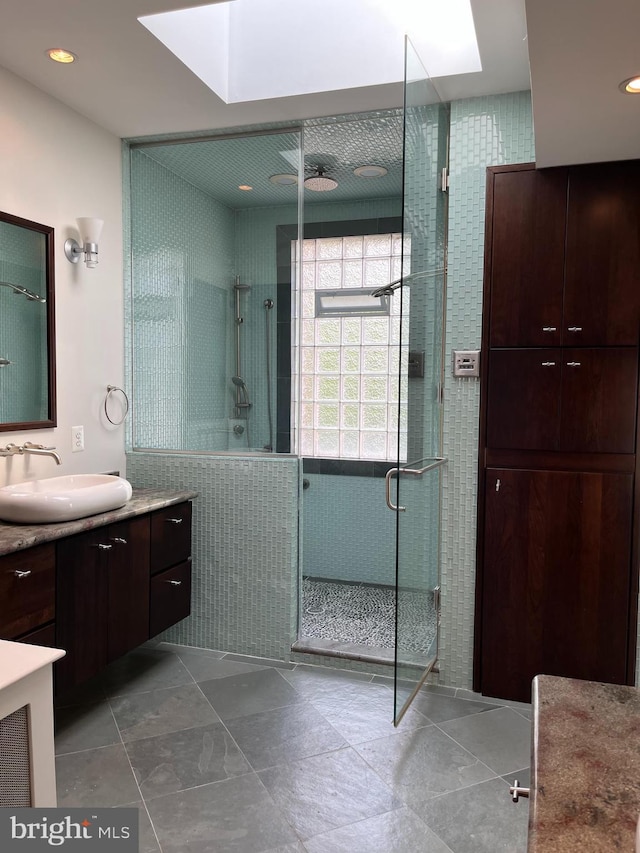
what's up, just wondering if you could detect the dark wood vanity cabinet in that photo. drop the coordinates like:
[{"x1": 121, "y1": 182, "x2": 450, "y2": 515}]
[
  {"x1": 0, "y1": 499, "x2": 193, "y2": 694},
  {"x1": 55, "y1": 516, "x2": 151, "y2": 692},
  {"x1": 475, "y1": 161, "x2": 640, "y2": 703}
]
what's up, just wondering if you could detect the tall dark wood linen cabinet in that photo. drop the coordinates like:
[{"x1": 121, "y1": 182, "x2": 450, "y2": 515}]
[{"x1": 474, "y1": 161, "x2": 640, "y2": 703}]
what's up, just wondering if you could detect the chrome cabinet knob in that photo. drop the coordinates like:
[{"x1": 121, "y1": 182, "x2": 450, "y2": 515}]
[
  {"x1": 567, "y1": 326, "x2": 583, "y2": 332},
  {"x1": 109, "y1": 537, "x2": 127, "y2": 545},
  {"x1": 166, "y1": 518, "x2": 183, "y2": 524},
  {"x1": 166, "y1": 579, "x2": 182, "y2": 586},
  {"x1": 14, "y1": 570, "x2": 32, "y2": 579},
  {"x1": 541, "y1": 361, "x2": 556, "y2": 367},
  {"x1": 566, "y1": 361, "x2": 581, "y2": 367},
  {"x1": 90, "y1": 543, "x2": 113, "y2": 550},
  {"x1": 542, "y1": 326, "x2": 557, "y2": 332},
  {"x1": 509, "y1": 780, "x2": 530, "y2": 803}
]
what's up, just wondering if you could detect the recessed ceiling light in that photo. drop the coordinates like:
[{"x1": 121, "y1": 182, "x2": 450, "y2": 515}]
[
  {"x1": 238, "y1": 185, "x2": 253, "y2": 191},
  {"x1": 47, "y1": 48, "x2": 77, "y2": 64},
  {"x1": 620, "y1": 76, "x2": 640, "y2": 93},
  {"x1": 269, "y1": 174, "x2": 298, "y2": 186},
  {"x1": 353, "y1": 165, "x2": 388, "y2": 178}
]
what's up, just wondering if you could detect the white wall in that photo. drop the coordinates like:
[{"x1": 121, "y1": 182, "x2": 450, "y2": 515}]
[{"x1": 0, "y1": 66, "x2": 125, "y2": 486}]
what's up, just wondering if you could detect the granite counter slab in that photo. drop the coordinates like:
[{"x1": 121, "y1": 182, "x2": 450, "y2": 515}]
[
  {"x1": 0, "y1": 488, "x2": 198, "y2": 556},
  {"x1": 530, "y1": 674, "x2": 640, "y2": 852}
]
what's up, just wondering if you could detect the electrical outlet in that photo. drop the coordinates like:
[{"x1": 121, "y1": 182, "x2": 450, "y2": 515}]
[{"x1": 71, "y1": 425, "x2": 84, "y2": 452}]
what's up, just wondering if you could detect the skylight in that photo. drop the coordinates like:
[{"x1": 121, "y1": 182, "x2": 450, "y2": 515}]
[{"x1": 139, "y1": 0, "x2": 481, "y2": 105}]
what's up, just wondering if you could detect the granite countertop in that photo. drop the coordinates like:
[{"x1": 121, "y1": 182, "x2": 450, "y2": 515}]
[
  {"x1": 0, "y1": 487, "x2": 198, "y2": 556},
  {"x1": 530, "y1": 674, "x2": 640, "y2": 852}
]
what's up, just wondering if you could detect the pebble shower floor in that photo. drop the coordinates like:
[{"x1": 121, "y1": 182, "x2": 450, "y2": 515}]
[{"x1": 301, "y1": 578, "x2": 437, "y2": 653}]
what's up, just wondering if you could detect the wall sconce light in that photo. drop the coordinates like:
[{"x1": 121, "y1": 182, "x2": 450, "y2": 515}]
[{"x1": 64, "y1": 217, "x2": 104, "y2": 268}]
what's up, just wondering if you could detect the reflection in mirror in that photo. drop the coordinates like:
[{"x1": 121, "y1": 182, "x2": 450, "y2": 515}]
[{"x1": 0, "y1": 211, "x2": 56, "y2": 431}]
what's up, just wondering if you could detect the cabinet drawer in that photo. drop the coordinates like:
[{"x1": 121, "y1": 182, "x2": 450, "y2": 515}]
[
  {"x1": 15, "y1": 622, "x2": 56, "y2": 648},
  {"x1": 0, "y1": 544, "x2": 55, "y2": 639},
  {"x1": 150, "y1": 561, "x2": 192, "y2": 637},
  {"x1": 150, "y1": 502, "x2": 192, "y2": 574}
]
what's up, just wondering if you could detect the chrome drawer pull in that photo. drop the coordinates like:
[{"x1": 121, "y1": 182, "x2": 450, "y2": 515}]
[
  {"x1": 166, "y1": 580, "x2": 182, "y2": 586},
  {"x1": 567, "y1": 326, "x2": 583, "y2": 332},
  {"x1": 166, "y1": 518, "x2": 183, "y2": 524},
  {"x1": 566, "y1": 361, "x2": 581, "y2": 367},
  {"x1": 542, "y1": 326, "x2": 557, "y2": 332},
  {"x1": 14, "y1": 570, "x2": 32, "y2": 579},
  {"x1": 541, "y1": 361, "x2": 556, "y2": 367},
  {"x1": 90, "y1": 543, "x2": 113, "y2": 550},
  {"x1": 110, "y1": 537, "x2": 127, "y2": 545}
]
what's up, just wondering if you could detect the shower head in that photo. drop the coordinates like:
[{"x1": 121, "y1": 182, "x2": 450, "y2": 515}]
[{"x1": 231, "y1": 375, "x2": 247, "y2": 388}]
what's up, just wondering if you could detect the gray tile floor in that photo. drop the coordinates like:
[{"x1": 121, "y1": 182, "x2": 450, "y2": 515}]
[{"x1": 54, "y1": 644, "x2": 531, "y2": 853}]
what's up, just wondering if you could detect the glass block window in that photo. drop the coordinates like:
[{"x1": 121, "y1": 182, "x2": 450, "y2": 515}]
[{"x1": 295, "y1": 233, "x2": 408, "y2": 461}]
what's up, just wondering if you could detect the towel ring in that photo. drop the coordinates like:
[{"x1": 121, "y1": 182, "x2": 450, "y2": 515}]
[{"x1": 104, "y1": 385, "x2": 129, "y2": 426}]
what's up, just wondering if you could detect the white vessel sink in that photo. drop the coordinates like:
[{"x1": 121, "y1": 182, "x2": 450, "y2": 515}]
[{"x1": 0, "y1": 474, "x2": 133, "y2": 524}]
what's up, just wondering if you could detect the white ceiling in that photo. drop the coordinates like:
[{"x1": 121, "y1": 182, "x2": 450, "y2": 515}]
[
  {"x1": 525, "y1": 0, "x2": 640, "y2": 167},
  {"x1": 0, "y1": 0, "x2": 637, "y2": 167}
]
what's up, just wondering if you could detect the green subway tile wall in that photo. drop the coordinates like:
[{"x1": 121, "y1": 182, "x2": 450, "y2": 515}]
[{"x1": 439, "y1": 91, "x2": 535, "y2": 688}]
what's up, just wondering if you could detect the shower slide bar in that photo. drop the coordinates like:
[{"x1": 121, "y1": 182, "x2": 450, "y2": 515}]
[
  {"x1": 371, "y1": 268, "x2": 446, "y2": 298},
  {"x1": 385, "y1": 457, "x2": 448, "y2": 512}
]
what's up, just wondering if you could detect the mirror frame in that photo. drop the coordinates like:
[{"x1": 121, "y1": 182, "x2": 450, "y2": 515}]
[{"x1": 0, "y1": 211, "x2": 56, "y2": 432}]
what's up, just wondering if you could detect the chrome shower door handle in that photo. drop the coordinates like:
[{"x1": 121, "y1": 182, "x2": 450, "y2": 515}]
[
  {"x1": 385, "y1": 458, "x2": 448, "y2": 512},
  {"x1": 385, "y1": 468, "x2": 405, "y2": 512}
]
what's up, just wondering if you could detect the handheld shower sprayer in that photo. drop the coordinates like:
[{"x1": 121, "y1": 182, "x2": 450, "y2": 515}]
[{"x1": 231, "y1": 375, "x2": 251, "y2": 409}]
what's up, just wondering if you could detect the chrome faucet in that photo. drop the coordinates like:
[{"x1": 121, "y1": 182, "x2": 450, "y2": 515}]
[{"x1": 0, "y1": 442, "x2": 61, "y2": 465}]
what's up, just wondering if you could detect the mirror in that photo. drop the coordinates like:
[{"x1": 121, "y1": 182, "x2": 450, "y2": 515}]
[{"x1": 0, "y1": 211, "x2": 56, "y2": 431}]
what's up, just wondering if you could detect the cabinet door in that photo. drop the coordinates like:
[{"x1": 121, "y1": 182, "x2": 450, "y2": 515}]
[
  {"x1": 559, "y1": 348, "x2": 639, "y2": 453},
  {"x1": 489, "y1": 167, "x2": 567, "y2": 347},
  {"x1": 56, "y1": 530, "x2": 110, "y2": 693},
  {"x1": 486, "y1": 349, "x2": 561, "y2": 450},
  {"x1": 480, "y1": 468, "x2": 633, "y2": 703},
  {"x1": 564, "y1": 162, "x2": 640, "y2": 345},
  {"x1": 106, "y1": 516, "x2": 150, "y2": 662}
]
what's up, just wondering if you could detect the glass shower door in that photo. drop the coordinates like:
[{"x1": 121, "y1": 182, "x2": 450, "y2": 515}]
[{"x1": 393, "y1": 37, "x2": 449, "y2": 725}]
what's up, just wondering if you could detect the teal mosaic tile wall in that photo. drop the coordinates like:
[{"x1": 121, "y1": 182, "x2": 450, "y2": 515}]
[
  {"x1": 439, "y1": 91, "x2": 535, "y2": 688},
  {"x1": 127, "y1": 451, "x2": 300, "y2": 659},
  {"x1": 130, "y1": 150, "x2": 235, "y2": 451}
]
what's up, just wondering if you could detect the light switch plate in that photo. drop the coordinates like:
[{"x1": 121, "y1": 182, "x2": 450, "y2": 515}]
[{"x1": 452, "y1": 349, "x2": 480, "y2": 378}]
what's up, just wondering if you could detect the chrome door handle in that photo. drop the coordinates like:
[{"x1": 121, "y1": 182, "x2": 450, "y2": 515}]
[
  {"x1": 385, "y1": 468, "x2": 404, "y2": 512},
  {"x1": 90, "y1": 543, "x2": 113, "y2": 550},
  {"x1": 166, "y1": 518, "x2": 183, "y2": 524},
  {"x1": 166, "y1": 580, "x2": 182, "y2": 586},
  {"x1": 14, "y1": 570, "x2": 32, "y2": 579},
  {"x1": 110, "y1": 537, "x2": 127, "y2": 545},
  {"x1": 567, "y1": 326, "x2": 583, "y2": 332},
  {"x1": 566, "y1": 361, "x2": 581, "y2": 367},
  {"x1": 385, "y1": 458, "x2": 448, "y2": 512},
  {"x1": 542, "y1": 326, "x2": 557, "y2": 332},
  {"x1": 541, "y1": 361, "x2": 556, "y2": 367}
]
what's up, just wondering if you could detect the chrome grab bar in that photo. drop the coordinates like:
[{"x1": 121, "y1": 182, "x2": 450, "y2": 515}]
[{"x1": 385, "y1": 457, "x2": 448, "y2": 511}]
